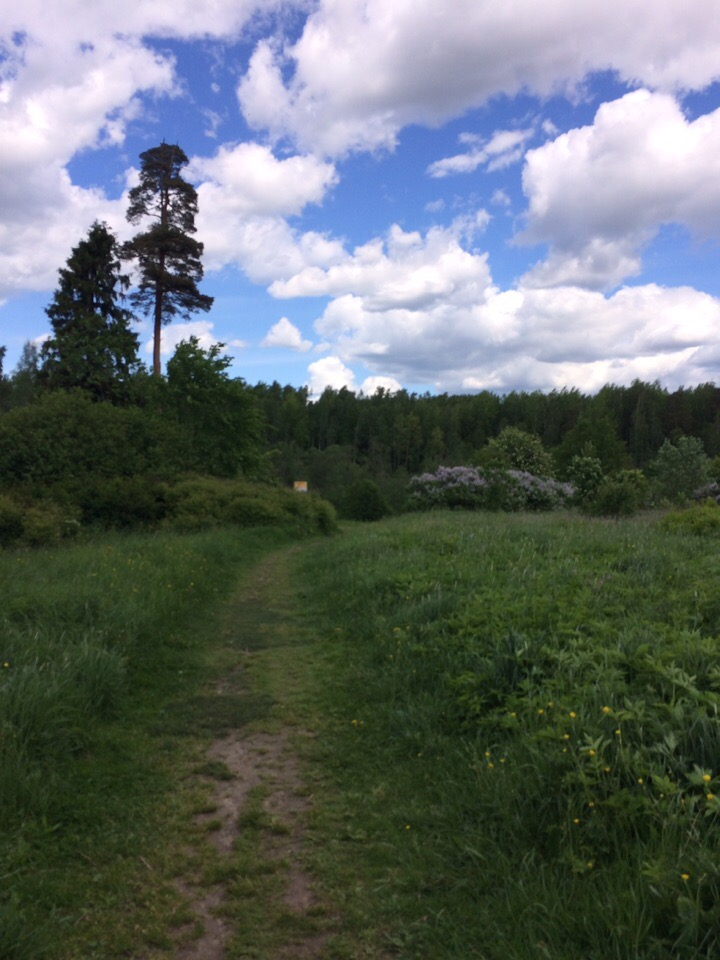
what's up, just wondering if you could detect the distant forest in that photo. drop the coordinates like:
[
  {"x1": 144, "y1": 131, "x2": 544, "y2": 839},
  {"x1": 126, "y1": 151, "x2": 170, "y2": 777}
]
[
  {"x1": 248, "y1": 377, "x2": 720, "y2": 507},
  {"x1": 2, "y1": 336, "x2": 720, "y2": 516},
  {"x1": 3, "y1": 144, "x2": 718, "y2": 525}
]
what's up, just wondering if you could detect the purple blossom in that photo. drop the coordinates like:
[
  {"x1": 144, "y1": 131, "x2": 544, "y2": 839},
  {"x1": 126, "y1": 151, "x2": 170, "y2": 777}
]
[{"x1": 409, "y1": 465, "x2": 574, "y2": 512}]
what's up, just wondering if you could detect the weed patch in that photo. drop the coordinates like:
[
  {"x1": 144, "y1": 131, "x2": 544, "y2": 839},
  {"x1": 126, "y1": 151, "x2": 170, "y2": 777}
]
[{"x1": 297, "y1": 511, "x2": 720, "y2": 959}]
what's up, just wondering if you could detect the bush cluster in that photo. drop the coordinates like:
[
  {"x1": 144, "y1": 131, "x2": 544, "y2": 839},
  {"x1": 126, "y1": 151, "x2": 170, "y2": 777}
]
[
  {"x1": 581, "y1": 468, "x2": 649, "y2": 518},
  {"x1": 0, "y1": 477, "x2": 337, "y2": 548},
  {"x1": 659, "y1": 500, "x2": 720, "y2": 536},
  {"x1": 163, "y1": 476, "x2": 337, "y2": 534},
  {"x1": 0, "y1": 494, "x2": 78, "y2": 548},
  {"x1": 408, "y1": 465, "x2": 573, "y2": 512}
]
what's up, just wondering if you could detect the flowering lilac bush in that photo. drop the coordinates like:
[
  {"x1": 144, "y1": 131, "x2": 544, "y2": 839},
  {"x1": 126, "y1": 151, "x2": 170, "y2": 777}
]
[
  {"x1": 506, "y1": 470, "x2": 574, "y2": 511},
  {"x1": 408, "y1": 465, "x2": 573, "y2": 512}
]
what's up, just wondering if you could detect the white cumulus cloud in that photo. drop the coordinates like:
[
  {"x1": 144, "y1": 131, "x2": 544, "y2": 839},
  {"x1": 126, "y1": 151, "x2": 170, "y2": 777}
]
[
  {"x1": 238, "y1": 0, "x2": 720, "y2": 156},
  {"x1": 520, "y1": 90, "x2": 720, "y2": 289},
  {"x1": 306, "y1": 356, "x2": 357, "y2": 396},
  {"x1": 261, "y1": 317, "x2": 312, "y2": 352}
]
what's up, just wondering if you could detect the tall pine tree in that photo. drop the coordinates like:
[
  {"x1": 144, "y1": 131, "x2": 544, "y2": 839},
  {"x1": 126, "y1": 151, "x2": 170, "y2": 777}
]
[
  {"x1": 41, "y1": 222, "x2": 140, "y2": 403},
  {"x1": 123, "y1": 143, "x2": 213, "y2": 375}
]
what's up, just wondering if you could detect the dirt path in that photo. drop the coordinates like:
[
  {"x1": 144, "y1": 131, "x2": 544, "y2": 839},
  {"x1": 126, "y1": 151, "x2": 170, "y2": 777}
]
[{"x1": 170, "y1": 547, "x2": 336, "y2": 960}]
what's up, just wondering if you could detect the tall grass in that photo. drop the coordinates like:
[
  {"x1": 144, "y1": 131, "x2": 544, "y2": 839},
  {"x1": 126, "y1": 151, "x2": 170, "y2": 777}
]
[
  {"x1": 300, "y1": 511, "x2": 720, "y2": 959},
  {"x1": 0, "y1": 527, "x2": 290, "y2": 959}
]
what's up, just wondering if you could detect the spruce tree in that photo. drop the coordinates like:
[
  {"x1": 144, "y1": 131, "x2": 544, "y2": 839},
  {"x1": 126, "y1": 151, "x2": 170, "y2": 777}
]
[
  {"x1": 123, "y1": 143, "x2": 213, "y2": 375},
  {"x1": 41, "y1": 222, "x2": 139, "y2": 403}
]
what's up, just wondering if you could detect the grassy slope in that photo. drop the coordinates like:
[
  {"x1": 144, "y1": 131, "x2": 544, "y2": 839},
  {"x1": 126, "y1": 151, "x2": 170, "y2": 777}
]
[
  {"x1": 296, "y1": 511, "x2": 720, "y2": 960},
  {"x1": 0, "y1": 527, "x2": 294, "y2": 960},
  {"x1": 5, "y1": 510, "x2": 720, "y2": 959}
]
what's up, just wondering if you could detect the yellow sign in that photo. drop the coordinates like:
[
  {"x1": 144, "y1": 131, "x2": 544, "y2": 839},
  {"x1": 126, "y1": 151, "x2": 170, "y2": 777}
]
[{"x1": 293, "y1": 481, "x2": 308, "y2": 493}]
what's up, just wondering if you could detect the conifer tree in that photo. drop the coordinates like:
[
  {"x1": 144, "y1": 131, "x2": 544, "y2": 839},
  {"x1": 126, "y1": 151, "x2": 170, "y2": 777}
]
[
  {"x1": 123, "y1": 143, "x2": 213, "y2": 375},
  {"x1": 41, "y1": 222, "x2": 139, "y2": 403}
]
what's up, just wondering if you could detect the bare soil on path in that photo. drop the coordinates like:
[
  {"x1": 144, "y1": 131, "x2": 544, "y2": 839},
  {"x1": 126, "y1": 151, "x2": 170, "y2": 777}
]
[{"x1": 169, "y1": 547, "x2": 338, "y2": 960}]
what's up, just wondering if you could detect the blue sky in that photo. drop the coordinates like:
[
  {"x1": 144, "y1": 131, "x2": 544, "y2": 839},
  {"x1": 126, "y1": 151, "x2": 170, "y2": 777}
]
[{"x1": 2, "y1": 1, "x2": 720, "y2": 396}]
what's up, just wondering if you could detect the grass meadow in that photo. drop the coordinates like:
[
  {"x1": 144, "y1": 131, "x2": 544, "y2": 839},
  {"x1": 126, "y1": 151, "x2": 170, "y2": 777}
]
[
  {"x1": 0, "y1": 525, "x2": 294, "y2": 959},
  {"x1": 298, "y1": 510, "x2": 720, "y2": 959},
  {"x1": 4, "y1": 508, "x2": 720, "y2": 958}
]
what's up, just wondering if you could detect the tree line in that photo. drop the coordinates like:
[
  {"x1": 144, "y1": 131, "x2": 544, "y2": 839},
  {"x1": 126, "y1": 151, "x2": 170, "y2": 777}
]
[
  {"x1": 1, "y1": 140, "x2": 720, "y2": 523},
  {"x1": 247, "y1": 378, "x2": 720, "y2": 510}
]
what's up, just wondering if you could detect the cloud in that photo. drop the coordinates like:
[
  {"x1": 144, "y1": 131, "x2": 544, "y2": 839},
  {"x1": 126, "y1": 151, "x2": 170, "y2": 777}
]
[
  {"x1": 189, "y1": 142, "x2": 337, "y2": 219},
  {"x1": 309, "y1": 281, "x2": 720, "y2": 394},
  {"x1": 428, "y1": 128, "x2": 532, "y2": 178},
  {"x1": 237, "y1": 0, "x2": 720, "y2": 155},
  {"x1": 359, "y1": 375, "x2": 403, "y2": 396},
  {"x1": 271, "y1": 221, "x2": 492, "y2": 311},
  {"x1": 519, "y1": 90, "x2": 720, "y2": 288},
  {"x1": 264, "y1": 214, "x2": 720, "y2": 393},
  {"x1": 0, "y1": 3, "x2": 289, "y2": 299},
  {"x1": 0, "y1": 30, "x2": 176, "y2": 297},
  {"x1": 306, "y1": 356, "x2": 356, "y2": 396},
  {"x1": 184, "y1": 142, "x2": 343, "y2": 280},
  {"x1": 142, "y1": 319, "x2": 220, "y2": 359},
  {"x1": 261, "y1": 317, "x2": 312, "y2": 352}
]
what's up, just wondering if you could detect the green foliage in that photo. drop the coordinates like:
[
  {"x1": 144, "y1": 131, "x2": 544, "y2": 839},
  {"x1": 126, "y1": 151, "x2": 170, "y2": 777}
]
[
  {"x1": 7, "y1": 342, "x2": 40, "y2": 408},
  {"x1": 408, "y1": 465, "x2": 573, "y2": 513},
  {"x1": 164, "y1": 476, "x2": 337, "y2": 535},
  {"x1": 123, "y1": 143, "x2": 213, "y2": 375},
  {"x1": 652, "y1": 435, "x2": 711, "y2": 503},
  {"x1": 71, "y1": 475, "x2": 170, "y2": 529},
  {"x1": 41, "y1": 221, "x2": 140, "y2": 403},
  {"x1": 567, "y1": 453, "x2": 604, "y2": 504},
  {"x1": 302, "y1": 512, "x2": 720, "y2": 958},
  {"x1": 20, "y1": 502, "x2": 67, "y2": 547},
  {"x1": 555, "y1": 414, "x2": 631, "y2": 476},
  {"x1": 583, "y1": 468, "x2": 649, "y2": 517},
  {"x1": 479, "y1": 425, "x2": 555, "y2": 476},
  {"x1": 659, "y1": 501, "x2": 720, "y2": 536},
  {"x1": 165, "y1": 337, "x2": 263, "y2": 477},
  {"x1": 341, "y1": 478, "x2": 392, "y2": 521},
  {"x1": 0, "y1": 495, "x2": 24, "y2": 546},
  {"x1": 0, "y1": 390, "x2": 178, "y2": 485},
  {"x1": 0, "y1": 526, "x2": 298, "y2": 956}
]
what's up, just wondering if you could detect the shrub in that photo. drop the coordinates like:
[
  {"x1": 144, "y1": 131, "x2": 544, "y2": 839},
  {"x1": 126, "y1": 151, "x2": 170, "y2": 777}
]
[
  {"x1": 408, "y1": 465, "x2": 573, "y2": 513},
  {"x1": 507, "y1": 470, "x2": 574, "y2": 511},
  {"x1": 342, "y1": 479, "x2": 392, "y2": 521},
  {"x1": 478, "y1": 426, "x2": 555, "y2": 477},
  {"x1": 0, "y1": 391, "x2": 177, "y2": 485},
  {"x1": 163, "y1": 476, "x2": 338, "y2": 535},
  {"x1": 651, "y1": 436, "x2": 710, "y2": 504},
  {"x1": 72, "y1": 476, "x2": 171, "y2": 529},
  {"x1": 582, "y1": 469, "x2": 648, "y2": 518},
  {"x1": 659, "y1": 501, "x2": 720, "y2": 536},
  {"x1": 566, "y1": 454, "x2": 604, "y2": 505},
  {"x1": 692, "y1": 481, "x2": 720, "y2": 504},
  {"x1": 0, "y1": 495, "x2": 24, "y2": 547},
  {"x1": 21, "y1": 503, "x2": 66, "y2": 547}
]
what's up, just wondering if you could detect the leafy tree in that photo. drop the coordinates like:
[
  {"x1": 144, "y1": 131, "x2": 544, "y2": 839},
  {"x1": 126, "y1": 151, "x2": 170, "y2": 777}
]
[
  {"x1": 566, "y1": 454, "x2": 604, "y2": 505},
  {"x1": 123, "y1": 143, "x2": 213, "y2": 375},
  {"x1": 0, "y1": 345, "x2": 10, "y2": 410},
  {"x1": 41, "y1": 222, "x2": 140, "y2": 403},
  {"x1": 479, "y1": 426, "x2": 554, "y2": 477},
  {"x1": 165, "y1": 337, "x2": 262, "y2": 477},
  {"x1": 0, "y1": 390, "x2": 179, "y2": 486},
  {"x1": 651, "y1": 436, "x2": 710, "y2": 503},
  {"x1": 8, "y1": 341, "x2": 40, "y2": 408},
  {"x1": 554, "y1": 414, "x2": 629, "y2": 476},
  {"x1": 342, "y1": 478, "x2": 391, "y2": 521}
]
